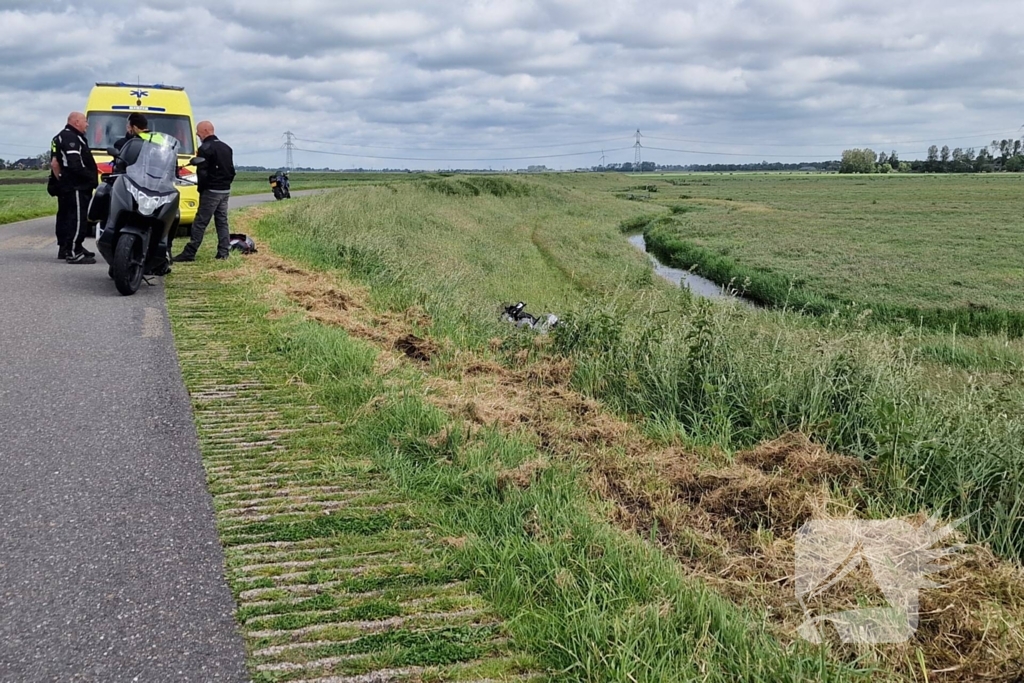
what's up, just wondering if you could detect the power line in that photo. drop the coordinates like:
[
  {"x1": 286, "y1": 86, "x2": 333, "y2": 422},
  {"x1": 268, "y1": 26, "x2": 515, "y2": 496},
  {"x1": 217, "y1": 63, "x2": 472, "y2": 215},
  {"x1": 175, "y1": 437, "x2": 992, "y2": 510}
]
[
  {"x1": 641, "y1": 144, "x2": 887, "y2": 159},
  {"x1": 288, "y1": 134, "x2": 634, "y2": 151},
  {"x1": 239, "y1": 143, "x2": 942, "y2": 163},
  {"x1": 290, "y1": 146, "x2": 634, "y2": 163},
  {"x1": 643, "y1": 130, "x2": 1020, "y2": 148},
  {"x1": 233, "y1": 148, "x2": 289, "y2": 156},
  {"x1": 645, "y1": 144, "x2": 956, "y2": 159},
  {"x1": 238, "y1": 126, "x2": 1024, "y2": 165},
  {"x1": 284, "y1": 130, "x2": 1016, "y2": 164},
  {"x1": 283, "y1": 131, "x2": 295, "y2": 170}
]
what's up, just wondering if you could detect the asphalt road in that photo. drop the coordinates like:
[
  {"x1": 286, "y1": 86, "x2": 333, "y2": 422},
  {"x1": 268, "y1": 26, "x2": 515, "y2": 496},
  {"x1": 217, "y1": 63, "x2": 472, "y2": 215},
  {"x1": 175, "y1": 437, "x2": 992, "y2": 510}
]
[{"x1": 0, "y1": 192, "x2": 304, "y2": 682}]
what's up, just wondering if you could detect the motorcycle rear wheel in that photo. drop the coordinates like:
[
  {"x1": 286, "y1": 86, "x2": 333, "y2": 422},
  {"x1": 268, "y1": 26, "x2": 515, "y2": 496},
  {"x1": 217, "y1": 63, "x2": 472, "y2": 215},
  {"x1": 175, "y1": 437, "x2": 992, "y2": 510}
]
[{"x1": 113, "y1": 233, "x2": 144, "y2": 296}]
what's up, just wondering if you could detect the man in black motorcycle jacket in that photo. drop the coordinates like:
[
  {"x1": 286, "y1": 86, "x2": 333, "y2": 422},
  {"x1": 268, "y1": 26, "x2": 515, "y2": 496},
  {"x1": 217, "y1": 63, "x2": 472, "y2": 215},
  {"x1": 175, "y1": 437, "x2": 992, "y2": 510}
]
[
  {"x1": 50, "y1": 112, "x2": 99, "y2": 263},
  {"x1": 173, "y1": 120, "x2": 235, "y2": 262}
]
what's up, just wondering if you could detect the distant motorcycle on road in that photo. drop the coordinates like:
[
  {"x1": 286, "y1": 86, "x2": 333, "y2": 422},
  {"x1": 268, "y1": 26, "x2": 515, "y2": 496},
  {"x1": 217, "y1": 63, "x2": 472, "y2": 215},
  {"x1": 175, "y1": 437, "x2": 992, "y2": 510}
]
[{"x1": 269, "y1": 171, "x2": 291, "y2": 200}]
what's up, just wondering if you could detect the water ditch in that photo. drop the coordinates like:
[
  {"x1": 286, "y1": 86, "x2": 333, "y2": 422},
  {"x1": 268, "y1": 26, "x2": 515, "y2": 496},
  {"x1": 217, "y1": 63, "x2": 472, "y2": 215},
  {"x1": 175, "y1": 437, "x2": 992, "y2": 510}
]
[{"x1": 627, "y1": 233, "x2": 756, "y2": 307}]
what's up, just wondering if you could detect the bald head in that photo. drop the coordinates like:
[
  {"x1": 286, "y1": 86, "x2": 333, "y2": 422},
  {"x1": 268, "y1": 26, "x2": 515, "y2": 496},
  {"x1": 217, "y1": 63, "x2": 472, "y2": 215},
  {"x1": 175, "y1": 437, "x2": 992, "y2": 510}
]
[
  {"x1": 67, "y1": 112, "x2": 87, "y2": 134},
  {"x1": 196, "y1": 121, "x2": 214, "y2": 141}
]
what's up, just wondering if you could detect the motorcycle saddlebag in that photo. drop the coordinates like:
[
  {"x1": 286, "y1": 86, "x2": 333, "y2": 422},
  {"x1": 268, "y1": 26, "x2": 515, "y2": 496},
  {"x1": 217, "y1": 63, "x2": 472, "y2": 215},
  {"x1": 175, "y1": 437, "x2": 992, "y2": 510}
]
[{"x1": 88, "y1": 184, "x2": 111, "y2": 224}]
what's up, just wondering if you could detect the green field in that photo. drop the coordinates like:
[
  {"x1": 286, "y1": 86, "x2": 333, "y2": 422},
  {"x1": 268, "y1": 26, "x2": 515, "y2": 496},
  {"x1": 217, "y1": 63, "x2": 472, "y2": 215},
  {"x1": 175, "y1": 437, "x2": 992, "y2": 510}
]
[
  {"x1": 0, "y1": 170, "x2": 48, "y2": 179},
  {"x1": 633, "y1": 173, "x2": 1024, "y2": 335},
  {"x1": 163, "y1": 172, "x2": 1024, "y2": 681},
  {"x1": 0, "y1": 182, "x2": 57, "y2": 224},
  {"x1": 0, "y1": 171, "x2": 383, "y2": 225},
  {"x1": 228, "y1": 171, "x2": 413, "y2": 197}
]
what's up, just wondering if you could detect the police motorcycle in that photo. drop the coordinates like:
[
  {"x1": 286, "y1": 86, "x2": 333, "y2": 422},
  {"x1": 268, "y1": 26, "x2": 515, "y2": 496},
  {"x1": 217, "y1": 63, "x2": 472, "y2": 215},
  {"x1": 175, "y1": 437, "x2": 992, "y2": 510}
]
[
  {"x1": 88, "y1": 134, "x2": 203, "y2": 295},
  {"x1": 268, "y1": 171, "x2": 291, "y2": 200}
]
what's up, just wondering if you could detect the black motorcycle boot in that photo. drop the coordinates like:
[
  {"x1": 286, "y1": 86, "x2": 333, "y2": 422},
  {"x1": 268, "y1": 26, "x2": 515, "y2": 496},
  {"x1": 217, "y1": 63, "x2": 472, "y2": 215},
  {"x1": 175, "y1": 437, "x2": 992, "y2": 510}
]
[
  {"x1": 173, "y1": 235, "x2": 197, "y2": 262},
  {"x1": 66, "y1": 251, "x2": 96, "y2": 264}
]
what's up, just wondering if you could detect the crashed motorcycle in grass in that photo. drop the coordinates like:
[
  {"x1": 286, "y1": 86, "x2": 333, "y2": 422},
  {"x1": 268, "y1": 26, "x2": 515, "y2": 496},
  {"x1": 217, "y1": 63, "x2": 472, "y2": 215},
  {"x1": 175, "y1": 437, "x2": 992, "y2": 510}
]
[
  {"x1": 502, "y1": 301, "x2": 559, "y2": 333},
  {"x1": 89, "y1": 135, "x2": 202, "y2": 295}
]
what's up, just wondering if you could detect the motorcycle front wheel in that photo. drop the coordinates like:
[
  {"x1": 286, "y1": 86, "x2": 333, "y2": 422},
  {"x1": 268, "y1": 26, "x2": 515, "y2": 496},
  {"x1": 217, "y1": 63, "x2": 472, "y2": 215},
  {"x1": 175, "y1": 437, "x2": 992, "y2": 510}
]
[{"x1": 113, "y1": 233, "x2": 144, "y2": 296}]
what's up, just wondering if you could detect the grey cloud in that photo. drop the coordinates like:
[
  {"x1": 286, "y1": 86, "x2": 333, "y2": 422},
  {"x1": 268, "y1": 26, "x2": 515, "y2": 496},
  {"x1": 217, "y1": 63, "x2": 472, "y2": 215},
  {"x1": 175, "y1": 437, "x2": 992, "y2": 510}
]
[{"x1": 3, "y1": 0, "x2": 1023, "y2": 170}]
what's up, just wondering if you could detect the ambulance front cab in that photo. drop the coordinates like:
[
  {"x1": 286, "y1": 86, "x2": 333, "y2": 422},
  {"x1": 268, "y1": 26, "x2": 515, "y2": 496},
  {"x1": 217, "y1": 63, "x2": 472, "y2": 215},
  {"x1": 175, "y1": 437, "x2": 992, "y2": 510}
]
[{"x1": 85, "y1": 82, "x2": 200, "y2": 231}]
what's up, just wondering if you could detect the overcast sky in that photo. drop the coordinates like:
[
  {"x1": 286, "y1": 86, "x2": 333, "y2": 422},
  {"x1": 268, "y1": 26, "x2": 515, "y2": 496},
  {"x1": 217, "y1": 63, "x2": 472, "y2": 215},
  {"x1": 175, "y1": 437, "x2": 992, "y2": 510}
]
[{"x1": 2, "y1": 0, "x2": 1023, "y2": 170}]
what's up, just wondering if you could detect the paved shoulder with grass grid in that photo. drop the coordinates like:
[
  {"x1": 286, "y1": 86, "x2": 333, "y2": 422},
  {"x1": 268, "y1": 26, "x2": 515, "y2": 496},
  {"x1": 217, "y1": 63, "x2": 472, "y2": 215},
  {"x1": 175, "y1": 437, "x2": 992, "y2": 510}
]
[{"x1": 169, "y1": 275, "x2": 540, "y2": 683}]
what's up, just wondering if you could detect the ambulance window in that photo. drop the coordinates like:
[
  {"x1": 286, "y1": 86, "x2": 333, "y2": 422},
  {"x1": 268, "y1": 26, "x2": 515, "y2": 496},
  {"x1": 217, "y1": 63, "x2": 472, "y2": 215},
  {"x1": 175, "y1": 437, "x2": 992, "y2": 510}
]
[
  {"x1": 148, "y1": 115, "x2": 195, "y2": 154},
  {"x1": 86, "y1": 113, "x2": 126, "y2": 149},
  {"x1": 85, "y1": 112, "x2": 195, "y2": 154}
]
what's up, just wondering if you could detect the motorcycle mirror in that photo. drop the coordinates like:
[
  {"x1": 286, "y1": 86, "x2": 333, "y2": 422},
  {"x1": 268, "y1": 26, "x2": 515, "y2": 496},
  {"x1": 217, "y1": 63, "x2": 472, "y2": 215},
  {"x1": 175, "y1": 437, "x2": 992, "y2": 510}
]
[{"x1": 189, "y1": 156, "x2": 206, "y2": 166}]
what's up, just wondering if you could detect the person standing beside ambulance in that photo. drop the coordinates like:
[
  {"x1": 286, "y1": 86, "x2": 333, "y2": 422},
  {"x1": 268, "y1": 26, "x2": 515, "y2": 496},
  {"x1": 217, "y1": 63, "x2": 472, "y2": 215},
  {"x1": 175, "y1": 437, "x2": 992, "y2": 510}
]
[
  {"x1": 174, "y1": 121, "x2": 234, "y2": 262},
  {"x1": 50, "y1": 112, "x2": 98, "y2": 263}
]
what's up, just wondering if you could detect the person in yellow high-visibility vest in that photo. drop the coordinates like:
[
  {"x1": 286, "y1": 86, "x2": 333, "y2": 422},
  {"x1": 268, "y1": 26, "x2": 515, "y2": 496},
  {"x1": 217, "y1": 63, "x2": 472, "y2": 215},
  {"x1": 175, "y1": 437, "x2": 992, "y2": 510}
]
[{"x1": 112, "y1": 113, "x2": 168, "y2": 173}]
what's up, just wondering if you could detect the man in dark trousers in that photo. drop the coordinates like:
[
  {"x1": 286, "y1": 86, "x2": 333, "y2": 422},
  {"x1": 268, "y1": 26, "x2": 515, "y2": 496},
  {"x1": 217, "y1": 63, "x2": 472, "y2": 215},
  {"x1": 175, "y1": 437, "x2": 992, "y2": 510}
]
[
  {"x1": 50, "y1": 112, "x2": 98, "y2": 263},
  {"x1": 173, "y1": 120, "x2": 235, "y2": 262}
]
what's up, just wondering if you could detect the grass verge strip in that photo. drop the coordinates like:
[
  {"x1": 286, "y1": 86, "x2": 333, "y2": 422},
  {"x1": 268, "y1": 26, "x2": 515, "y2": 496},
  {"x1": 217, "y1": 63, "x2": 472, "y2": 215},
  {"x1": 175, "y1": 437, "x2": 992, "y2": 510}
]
[{"x1": 169, "y1": 279, "x2": 541, "y2": 683}]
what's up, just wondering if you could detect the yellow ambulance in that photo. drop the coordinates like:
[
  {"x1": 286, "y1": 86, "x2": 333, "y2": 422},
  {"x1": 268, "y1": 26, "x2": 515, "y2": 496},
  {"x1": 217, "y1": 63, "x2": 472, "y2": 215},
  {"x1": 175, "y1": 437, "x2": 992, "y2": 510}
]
[{"x1": 85, "y1": 82, "x2": 200, "y2": 230}]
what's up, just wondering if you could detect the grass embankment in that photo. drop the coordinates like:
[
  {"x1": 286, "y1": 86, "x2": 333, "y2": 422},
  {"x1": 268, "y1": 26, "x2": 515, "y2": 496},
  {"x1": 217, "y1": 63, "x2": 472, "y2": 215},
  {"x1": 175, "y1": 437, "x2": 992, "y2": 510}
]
[
  {"x1": 631, "y1": 173, "x2": 1024, "y2": 337},
  {"x1": 192, "y1": 176, "x2": 1024, "y2": 681},
  {"x1": 246, "y1": 176, "x2": 1024, "y2": 558},
  {"x1": 168, "y1": 220, "x2": 860, "y2": 681}
]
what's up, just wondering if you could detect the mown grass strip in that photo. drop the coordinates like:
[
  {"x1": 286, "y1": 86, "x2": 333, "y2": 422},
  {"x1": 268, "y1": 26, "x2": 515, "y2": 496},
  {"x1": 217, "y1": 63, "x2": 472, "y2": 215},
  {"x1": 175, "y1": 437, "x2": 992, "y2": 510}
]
[
  {"x1": 223, "y1": 511, "x2": 413, "y2": 544},
  {"x1": 235, "y1": 582, "x2": 473, "y2": 623},
  {"x1": 168, "y1": 277, "x2": 538, "y2": 682}
]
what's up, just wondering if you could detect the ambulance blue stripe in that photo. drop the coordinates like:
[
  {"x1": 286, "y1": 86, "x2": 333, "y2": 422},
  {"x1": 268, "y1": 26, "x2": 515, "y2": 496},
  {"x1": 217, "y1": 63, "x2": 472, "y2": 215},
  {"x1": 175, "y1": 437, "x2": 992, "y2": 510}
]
[{"x1": 110, "y1": 106, "x2": 167, "y2": 112}]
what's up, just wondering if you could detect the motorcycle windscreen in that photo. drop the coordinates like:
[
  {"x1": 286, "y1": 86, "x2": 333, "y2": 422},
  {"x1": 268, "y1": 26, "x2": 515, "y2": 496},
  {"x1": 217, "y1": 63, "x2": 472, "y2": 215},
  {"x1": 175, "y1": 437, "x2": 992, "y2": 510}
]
[{"x1": 126, "y1": 138, "x2": 180, "y2": 194}]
